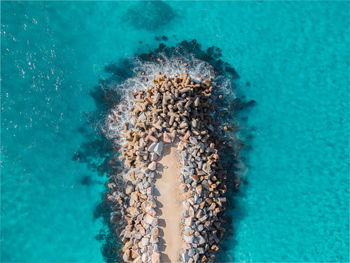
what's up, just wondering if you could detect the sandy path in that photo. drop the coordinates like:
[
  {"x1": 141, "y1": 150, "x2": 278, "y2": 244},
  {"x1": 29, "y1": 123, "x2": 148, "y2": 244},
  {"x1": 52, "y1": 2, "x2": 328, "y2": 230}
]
[{"x1": 155, "y1": 144, "x2": 183, "y2": 263}]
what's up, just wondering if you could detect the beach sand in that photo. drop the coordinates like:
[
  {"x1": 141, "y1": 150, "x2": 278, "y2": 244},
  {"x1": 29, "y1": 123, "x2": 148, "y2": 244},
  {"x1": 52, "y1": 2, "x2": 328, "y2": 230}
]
[{"x1": 155, "y1": 144, "x2": 183, "y2": 263}]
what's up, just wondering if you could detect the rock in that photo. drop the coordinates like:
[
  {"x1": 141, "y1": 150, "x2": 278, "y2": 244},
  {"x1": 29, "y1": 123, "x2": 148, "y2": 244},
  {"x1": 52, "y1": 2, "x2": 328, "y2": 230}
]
[
  {"x1": 197, "y1": 234, "x2": 206, "y2": 245},
  {"x1": 180, "y1": 151, "x2": 187, "y2": 160},
  {"x1": 141, "y1": 237, "x2": 149, "y2": 247},
  {"x1": 190, "y1": 174, "x2": 199, "y2": 182},
  {"x1": 163, "y1": 132, "x2": 172, "y2": 143},
  {"x1": 128, "y1": 206, "x2": 140, "y2": 217},
  {"x1": 151, "y1": 227, "x2": 159, "y2": 237},
  {"x1": 151, "y1": 252, "x2": 160, "y2": 263},
  {"x1": 129, "y1": 192, "x2": 139, "y2": 206},
  {"x1": 131, "y1": 249, "x2": 139, "y2": 259},
  {"x1": 208, "y1": 202, "x2": 216, "y2": 211},
  {"x1": 182, "y1": 251, "x2": 189, "y2": 262},
  {"x1": 185, "y1": 216, "x2": 193, "y2": 226},
  {"x1": 195, "y1": 209, "x2": 203, "y2": 219},
  {"x1": 150, "y1": 152, "x2": 158, "y2": 161},
  {"x1": 195, "y1": 185, "x2": 202, "y2": 196},
  {"x1": 194, "y1": 97, "x2": 200, "y2": 107},
  {"x1": 198, "y1": 247, "x2": 204, "y2": 254},
  {"x1": 136, "y1": 173, "x2": 144, "y2": 180},
  {"x1": 180, "y1": 130, "x2": 191, "y2": 142},
  {"x1": 211, "y1": 244, "x2": 219, "y2": 251},
  {"x1": 145, "y1": 214, "x2": 158, "y2": 226},
  {"x1": 188, "y1": 248, "x2": 195, "y2": 257},
  {"x1": 141, "y1": 253, "x2": 148, "y2": 262},
  {"x1": 189, "y1": 136, "x2": 198, "y2": 145},
  {"x1": 148, "y1": 142, "x2": 157, "y2": 152},
  {"x1": 198, "y1": 224, "x2": 204, "y2": 232},
  {"x1": 153, "y1": 142, "x2": 164, "y2": 156},
  {"x1": 150, "y1": 235, "x2": 158, "y2": 244},
  {"x1": 184, "y1": 234, "x2": 194, "y2": 243},
  {"x1": 199, "y1": 214, "x2": 208, "y2": 222},
  {"x1": 191, "y1": 119, "x2": 198, "y2": 128},
  {"x1": 144, "y1": 214, "x2": 154, "y2": 225},
  {"x1": 135, "y1": 233, "x2": 142, "y2": 240},
  {"x1": 153, "y1": 244, "x2": 159, "y2": 252},
  {"x1": 123, "y1": 249, "x2": 130, "y2": 262},
  {"x1": 148, "y1": 161, "x2": 157, "y2": 171},
  {"x1": 125, "y1": 184, "x2": 134, "y2": 195},
  {"x1": 179, "y1": 121, "x2": 188, "y2": 129},
  {"x1": 146, "y1": 132, "x2": 158, "y2": 142}
]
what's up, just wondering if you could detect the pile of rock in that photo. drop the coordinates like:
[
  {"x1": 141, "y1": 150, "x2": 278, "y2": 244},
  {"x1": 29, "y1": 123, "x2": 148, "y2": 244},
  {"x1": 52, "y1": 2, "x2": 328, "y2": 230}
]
[{"x1": 106, "y1": 72, "x2": 228, "y2": 263}]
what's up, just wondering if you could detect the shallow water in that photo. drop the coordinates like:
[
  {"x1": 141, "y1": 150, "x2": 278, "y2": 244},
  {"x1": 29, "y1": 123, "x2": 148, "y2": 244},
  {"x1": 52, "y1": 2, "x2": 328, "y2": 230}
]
[{"x1": 1, "y1": 1, "x2": 349, "y2": 262}]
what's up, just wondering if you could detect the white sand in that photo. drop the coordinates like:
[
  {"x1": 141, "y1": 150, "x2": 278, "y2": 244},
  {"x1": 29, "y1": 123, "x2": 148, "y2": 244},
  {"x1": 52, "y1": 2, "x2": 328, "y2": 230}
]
[{"x1": 155, "y1": 144, "x2": 183, "y2": 263}]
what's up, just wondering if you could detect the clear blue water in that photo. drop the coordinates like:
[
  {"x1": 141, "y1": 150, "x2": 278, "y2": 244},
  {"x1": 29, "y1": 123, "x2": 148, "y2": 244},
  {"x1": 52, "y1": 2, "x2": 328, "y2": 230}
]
[{"x1": 1, "y1": 1, "x2": 349, "y2": 262}]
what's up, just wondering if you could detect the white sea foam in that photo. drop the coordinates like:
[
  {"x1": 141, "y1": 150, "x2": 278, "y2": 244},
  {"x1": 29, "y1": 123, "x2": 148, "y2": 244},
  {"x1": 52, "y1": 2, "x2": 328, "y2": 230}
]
[{"x1": 102, "y1": 52, "x2": 238, "y2": 149}]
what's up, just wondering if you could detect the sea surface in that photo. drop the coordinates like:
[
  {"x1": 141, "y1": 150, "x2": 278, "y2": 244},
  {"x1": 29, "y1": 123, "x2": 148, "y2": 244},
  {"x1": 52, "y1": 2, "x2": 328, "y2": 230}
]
[{"x1": 1, "y1": 1, "x2": 349, "y2": 262}]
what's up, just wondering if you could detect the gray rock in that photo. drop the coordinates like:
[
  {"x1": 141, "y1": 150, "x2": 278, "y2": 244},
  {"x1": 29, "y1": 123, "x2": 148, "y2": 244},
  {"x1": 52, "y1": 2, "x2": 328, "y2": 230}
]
[
  {"x1": 187, "y1": 146, "x2": 195, "y2": 154},
  {"x1": 197, "y1": 234, "x2": 206, "y2": 245},
  {"x1": 148, "y1": 142, "x2": 157, "y2": 152},
  {"x1": 188, "y1": 161, "x2": 197, "y2": 169},
  {"x1": 153, "y1": 141, "x2": 164, "y2": 156},
  {"x1": 202, "y1": 163, "x2": 212, "y2": 174},
  {"x1": 182, "y1": 251, "x2": 189, "y2": 262},
  {"x1": 184, "y1": 234, "x2": 194, "y2": 243},
  {"x1": 182, "y1": 210, "x2": 189, "y2": 217},
  {"x1": 198, "y1": 224, "x2": 204, "y2": 232},
  {"x1": 189, "y1": 136, "x2": 198, "y2": 145},
  {"x1": 188, "y1": 248, "x2": 195, "y2": 257}
]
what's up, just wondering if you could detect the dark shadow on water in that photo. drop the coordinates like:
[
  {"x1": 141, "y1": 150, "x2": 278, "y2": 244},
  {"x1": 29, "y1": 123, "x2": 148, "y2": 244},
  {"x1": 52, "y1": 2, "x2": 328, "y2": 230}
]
[
  {"x1": 124, "y1": 1, "x2": 176, "y2": 31},
  {"x1": 74, "y1": 39, "x2": 255, "y2": 262}
]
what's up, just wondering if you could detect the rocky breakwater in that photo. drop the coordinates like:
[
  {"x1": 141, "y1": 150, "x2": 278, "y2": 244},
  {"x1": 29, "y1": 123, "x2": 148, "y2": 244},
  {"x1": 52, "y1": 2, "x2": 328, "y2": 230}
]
[{"x1": 106, "y1": 72, "x2": 228, "y2": 263}]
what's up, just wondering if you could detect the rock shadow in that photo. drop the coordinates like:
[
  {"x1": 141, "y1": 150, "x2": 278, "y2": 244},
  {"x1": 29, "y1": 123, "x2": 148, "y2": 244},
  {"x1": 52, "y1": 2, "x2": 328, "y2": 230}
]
[{"x1": 124, "y1": 1, "x2": 176, "y2": 31}]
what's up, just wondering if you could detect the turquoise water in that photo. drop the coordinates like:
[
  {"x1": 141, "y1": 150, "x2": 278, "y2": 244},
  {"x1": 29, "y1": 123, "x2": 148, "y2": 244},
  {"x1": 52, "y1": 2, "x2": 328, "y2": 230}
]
[{"x1": 1, "y1": 1, "x2": 349, "y2": 262}]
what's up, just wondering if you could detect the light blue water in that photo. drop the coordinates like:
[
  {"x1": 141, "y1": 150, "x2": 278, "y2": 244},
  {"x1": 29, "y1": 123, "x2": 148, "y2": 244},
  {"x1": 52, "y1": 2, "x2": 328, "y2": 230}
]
[{"x1": 1, "y1": 1, "x2": 349, "y2": 262}]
